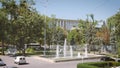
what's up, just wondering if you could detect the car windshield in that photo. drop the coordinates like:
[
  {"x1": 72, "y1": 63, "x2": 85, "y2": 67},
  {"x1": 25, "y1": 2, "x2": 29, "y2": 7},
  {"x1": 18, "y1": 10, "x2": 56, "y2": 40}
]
[
  {"x1": 23, "y1": 58, "x2": 25, "y2": 60},
  {"x1": 20, "y1": 58, "x2": 22, "y2": 60}
]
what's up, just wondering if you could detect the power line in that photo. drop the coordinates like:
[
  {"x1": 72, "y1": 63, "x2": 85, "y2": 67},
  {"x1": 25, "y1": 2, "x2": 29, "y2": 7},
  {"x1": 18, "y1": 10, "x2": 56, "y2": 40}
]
[{"x1": 90, "y1": 0, "x2": 111, "y2": 13}]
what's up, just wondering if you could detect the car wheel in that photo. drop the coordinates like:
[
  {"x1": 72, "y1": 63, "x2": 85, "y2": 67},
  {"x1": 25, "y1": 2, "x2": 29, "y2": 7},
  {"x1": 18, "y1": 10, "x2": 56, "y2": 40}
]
[
  {"x1": 14, "y1": 62, "x2": 16, "y2": 64},
  {"x1": 18, "y1": 63, "x2": 20, "y2": 65}
]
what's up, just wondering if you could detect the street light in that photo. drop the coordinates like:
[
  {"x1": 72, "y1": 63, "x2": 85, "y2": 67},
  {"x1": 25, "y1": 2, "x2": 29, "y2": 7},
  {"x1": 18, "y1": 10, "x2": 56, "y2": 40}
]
[
  {"x1": 43, "y1": 0, "x2": 48, "y2": 56},
  {"x1": 40, "y1": 0, "x2": 48, "y2": 56}
]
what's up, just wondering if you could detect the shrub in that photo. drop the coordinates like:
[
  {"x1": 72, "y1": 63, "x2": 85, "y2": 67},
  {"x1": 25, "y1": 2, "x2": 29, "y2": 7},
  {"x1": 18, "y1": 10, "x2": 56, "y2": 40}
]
[
  {"x1": 86, "y1": 62, "x2": 108, "y2": 67},
  {"x1": 77, "y1": 63, "x2": 98, "y2": 68},
  {"x1": 77, "y1": 61, "x2": 120, "y2": 68},
  {"x1": 0, "y1": 48, "x2": 7, "y2": 52}
]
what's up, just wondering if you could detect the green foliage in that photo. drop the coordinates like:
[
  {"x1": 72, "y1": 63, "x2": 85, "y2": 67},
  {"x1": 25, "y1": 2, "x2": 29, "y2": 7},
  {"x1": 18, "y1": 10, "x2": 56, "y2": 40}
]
[
  {"x1": 107, "y1": 10, "x2": 120, "y2": 57},
  {"x1": 77, "y1": 63, "x2": 97, "y2": 68},
  {"x1": 0, "y1": 48, "x2": 2, "y2": 52},
  {"x1": 0, "y1": 47, "x2": 7, "y2": 55},
  {"x1": 0, "y1": 0, "x2": 46, "y2": 55},
  {"x1": 0, "y1": 9, "x2": 9, "y2": 55},
  {"x1": 48, "y1": 22, "x2": 66, "y2": 45},
  {"x1": 67, "y1": 29, "x2": 82, "y2": 45},
  {"x1": 77, "y1": 61, "x2": 120, "y2": 68},
  {"x1": 117, "y1": 41, "x2": 120, "y2": 57},
  {"x1": 78, "y1": 16, "x2": 97, "y2": 45},
  {"x1": 26, "y1": 47, "x2": 35, "y2": 53}
]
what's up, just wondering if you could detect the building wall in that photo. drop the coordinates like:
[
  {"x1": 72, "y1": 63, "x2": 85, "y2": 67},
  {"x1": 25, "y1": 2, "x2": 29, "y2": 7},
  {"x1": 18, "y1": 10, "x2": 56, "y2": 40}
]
[{"x1": 55, "y1": 19, "x2": 79, "y2": 30}]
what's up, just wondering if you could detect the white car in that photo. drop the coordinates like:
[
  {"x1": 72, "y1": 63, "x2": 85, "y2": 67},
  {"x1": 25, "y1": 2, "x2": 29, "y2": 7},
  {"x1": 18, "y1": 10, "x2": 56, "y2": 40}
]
[
  {"x1": 0, "y1": 58, "x2": 6, "y2": 66},
  {"x1": 14, "y1": 56, "x2": 26, "y2": 65}
]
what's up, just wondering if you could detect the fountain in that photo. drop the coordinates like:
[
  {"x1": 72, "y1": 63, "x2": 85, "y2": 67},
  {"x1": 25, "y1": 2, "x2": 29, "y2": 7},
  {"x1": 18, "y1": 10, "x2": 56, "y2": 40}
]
[
  {"x1": 78, "y1": 52, "x2": 81, "y2": 57},
  {"x1": 56, "y1": 38, "x2": 73, "y2": 58},
  {"x1": 63, "y1": 38, "x2": 67, "y2": 57},
  {"x1": 55, "y1": 39, "x2": 88, "y2": 58},
  {"x1": 56, "y1": 45, "x2": 59, "y2": 58},
  {"x1": 39, "y1": 39, "x2": 103, "y2": 63},
  {"x1": 84, "y1": 44, "x2": 88, "y2": 57},
  {"x1": 77, "y1": 44, "x2": 88, "y2": 58},
  {"x1": 70, "y1": 46, "x2": 73, "y2": 57}
]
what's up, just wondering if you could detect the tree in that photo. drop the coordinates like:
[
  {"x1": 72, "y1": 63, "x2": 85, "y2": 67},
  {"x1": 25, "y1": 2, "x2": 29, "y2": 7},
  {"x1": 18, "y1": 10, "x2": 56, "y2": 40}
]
[
  {"x1": 46, "y1": 15, "x2": 57, "y2": 45},
  {"x1": 47, "y1": 16, "x2": 67, "y2": 46},
  {"x1": 78, "y1": 19, "x2": 86, "y2": 44},
  {"x1": 0, "y1": 0, "x2": 45, "y2": 55},
  {"x1": 14, "y1": 0, "x2": 44, "y2": 55},
  {"x1": 101, "y1": 22, "x2": 110, "y2": 45},
  {"x1": 95, "y1": 29, "x2": 104, "y2": 53},
  {"x1": 85, "y1": 14, "x2": 97, "y2": 52},
  {"x1": 67, "y1": 28, "x2": 82, "y2": 45},
  {"x1": 107, "y1": 10, "x2": 120, "y2": 57},
  {"x1": 0, "y1": 9, "x2": 8, "y2": 55}
]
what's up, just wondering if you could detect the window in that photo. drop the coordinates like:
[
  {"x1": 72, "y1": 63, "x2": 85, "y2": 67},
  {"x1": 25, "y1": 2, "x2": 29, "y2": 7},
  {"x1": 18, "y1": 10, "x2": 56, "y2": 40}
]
[
  {"x1": 20, "y1": 58, "x2": 22, "y2": 60},
  {"x1": 23, "y1": 58, "x2": 25, "y2": 60}
]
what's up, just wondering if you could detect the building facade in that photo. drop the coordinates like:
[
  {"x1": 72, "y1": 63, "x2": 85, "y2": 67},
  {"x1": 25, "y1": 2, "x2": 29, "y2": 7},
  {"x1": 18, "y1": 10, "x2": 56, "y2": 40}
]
[{"x1": 55, "y1": 19, "x2": 79, "y2": 30}]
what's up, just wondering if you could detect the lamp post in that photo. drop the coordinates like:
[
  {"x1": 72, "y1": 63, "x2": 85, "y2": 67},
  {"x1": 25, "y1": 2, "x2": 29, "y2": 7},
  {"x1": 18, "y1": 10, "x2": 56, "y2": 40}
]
[
  {"x1": 40, "y1": 0, "x2": 48, "y2": 56},
  {"x1": 44, "y1": 0, "x2": 48, "y2": 56}
]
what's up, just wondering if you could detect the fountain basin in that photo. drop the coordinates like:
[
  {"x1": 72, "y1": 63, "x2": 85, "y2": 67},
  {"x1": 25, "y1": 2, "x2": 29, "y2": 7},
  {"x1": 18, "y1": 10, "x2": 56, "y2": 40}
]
[{"x1": 38, "y1": 54, "x2": 104, "y2": 63}]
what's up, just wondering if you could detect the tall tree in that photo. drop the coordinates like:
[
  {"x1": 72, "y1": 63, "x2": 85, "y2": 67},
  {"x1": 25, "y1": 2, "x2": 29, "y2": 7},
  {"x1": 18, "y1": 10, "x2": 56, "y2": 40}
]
[
  {"x1": 85, "y1": 14, "x2": 97, "y2": 52},
  {"x1": 78, "y1": 19, "x2": 86, "y2": 44},
  {"x1": 107, "y1": 10, "x2": 120, "y2": 57},
  {"x1": 0, "y1": 9, "x2": 8, "y2": 55},
  {"x1": 0, "y1": 0, "x2": 12, "y2": 55},
  {"x1": 0, "y1": 0, "x2": 45, "y2": 55},
  {"x1": 101, "y1": 22, "x2": 110, "y2": 45}
]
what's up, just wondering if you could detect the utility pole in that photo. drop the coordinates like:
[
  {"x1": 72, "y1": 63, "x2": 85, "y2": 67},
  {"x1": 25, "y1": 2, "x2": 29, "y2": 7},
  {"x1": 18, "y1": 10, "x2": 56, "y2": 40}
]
[{"x1": 43, "y1": 0, "x2": 48, "y2": 56}]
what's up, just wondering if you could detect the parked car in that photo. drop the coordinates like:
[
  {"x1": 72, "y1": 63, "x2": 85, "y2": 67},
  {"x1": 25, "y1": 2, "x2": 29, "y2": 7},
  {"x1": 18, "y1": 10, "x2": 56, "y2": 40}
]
[
  {"x1": 14, "y1": 56, "x2": 26, "y2": 65},
  {"x1": 113, "y1": 58, "x2": 120, "y2": 62},
  {"x1": 6, "y1": 48, "x2": 17, "y2": 57},
  {"x1": 100, "y1": 56, "x2": 118, "y2": 62},
  {"x1": 0, "y1": 58, "x2": 6, "y2": 66}
]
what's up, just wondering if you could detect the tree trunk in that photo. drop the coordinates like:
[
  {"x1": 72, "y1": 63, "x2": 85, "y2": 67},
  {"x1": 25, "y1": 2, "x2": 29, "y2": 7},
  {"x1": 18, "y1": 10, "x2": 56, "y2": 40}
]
[
  {"x1": 21, "y1": 37, "x2": 26, "y2": 56},
  {"x1": 22, "y1": 48, "x2": 25, "y2": 56},
  {"x1": 88, "y1": 44, "x2": 91, "y2": 53},
  {"x1": 1, "y1": 40, "x2": 5, "y2": 55}
]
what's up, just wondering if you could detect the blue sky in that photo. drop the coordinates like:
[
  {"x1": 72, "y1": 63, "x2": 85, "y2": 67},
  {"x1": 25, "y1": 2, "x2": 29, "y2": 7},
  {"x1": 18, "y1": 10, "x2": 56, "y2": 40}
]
[{"x1": 34, "y1": 0, "x2": 120, "y2": 21}]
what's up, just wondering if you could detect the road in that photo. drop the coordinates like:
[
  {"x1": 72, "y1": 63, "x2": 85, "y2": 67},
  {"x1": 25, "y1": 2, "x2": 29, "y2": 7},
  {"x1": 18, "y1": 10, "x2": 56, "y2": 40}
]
[{"x1": 0, "y1": 55, "x2": 100, "y2": 68}]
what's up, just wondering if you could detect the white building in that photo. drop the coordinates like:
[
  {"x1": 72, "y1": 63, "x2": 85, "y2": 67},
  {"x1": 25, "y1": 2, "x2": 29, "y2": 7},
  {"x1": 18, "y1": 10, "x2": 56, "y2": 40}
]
[{"x1": 55, "y1": 19, "x2": 79, "y2": 30}]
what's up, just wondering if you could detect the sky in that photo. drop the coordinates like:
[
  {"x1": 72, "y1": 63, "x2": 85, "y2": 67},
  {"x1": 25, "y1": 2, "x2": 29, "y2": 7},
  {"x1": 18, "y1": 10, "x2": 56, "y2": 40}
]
[{"x1": 34, "y1": 0, "x2": 120, "y2": 21}]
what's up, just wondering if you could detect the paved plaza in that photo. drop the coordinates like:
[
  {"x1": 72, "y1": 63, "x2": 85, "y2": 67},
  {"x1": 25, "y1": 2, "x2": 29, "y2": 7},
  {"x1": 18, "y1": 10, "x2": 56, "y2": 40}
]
[{"x1": 0, "y1": 55, "x2": 100, "y2": 68}]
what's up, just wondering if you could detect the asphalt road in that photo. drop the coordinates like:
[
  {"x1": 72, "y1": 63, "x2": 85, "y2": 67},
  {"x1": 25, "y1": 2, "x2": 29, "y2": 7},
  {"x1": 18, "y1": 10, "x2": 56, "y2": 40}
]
[{"x1": 0, "y1": 55, "x2": 100, "y2": 68}]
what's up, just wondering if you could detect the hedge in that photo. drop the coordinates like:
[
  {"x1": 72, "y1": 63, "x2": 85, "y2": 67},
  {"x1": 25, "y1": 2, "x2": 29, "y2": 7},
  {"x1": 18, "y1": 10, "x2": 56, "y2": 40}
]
[
  {"x1": 77, "y1": 63, "x2": 98, "y2": 68},
  {"x1": 77, "y1": 61, "x2": 120, "y2": 68}
]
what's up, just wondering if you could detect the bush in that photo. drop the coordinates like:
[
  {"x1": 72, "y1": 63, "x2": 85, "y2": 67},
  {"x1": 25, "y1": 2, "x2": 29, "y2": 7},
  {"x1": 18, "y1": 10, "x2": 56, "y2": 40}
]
[
  {"x1": 77, "y1": 61, "x2": 120, "y2": 68},
  {"x1": 0, "y1": 48, "x2": 7, "y2": 52},
  {"x1": 85, "y1": 62, "x2": 106, "y2": 67},
  {"x1": 26, "y1": 48, "x2": 35, "y2": 53},
  {"x1": 77, "y1": 63, "x2": 98, "y2": 68}
]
